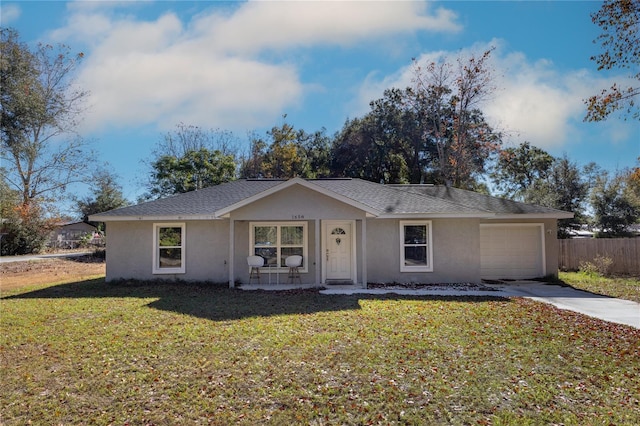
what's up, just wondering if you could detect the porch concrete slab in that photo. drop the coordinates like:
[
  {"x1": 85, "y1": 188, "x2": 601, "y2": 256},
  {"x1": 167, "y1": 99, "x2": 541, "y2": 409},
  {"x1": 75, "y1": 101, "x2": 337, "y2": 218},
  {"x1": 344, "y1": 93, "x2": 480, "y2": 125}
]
[{"x1": 239, "y1": 284, "x2": 325, "y2": 291}]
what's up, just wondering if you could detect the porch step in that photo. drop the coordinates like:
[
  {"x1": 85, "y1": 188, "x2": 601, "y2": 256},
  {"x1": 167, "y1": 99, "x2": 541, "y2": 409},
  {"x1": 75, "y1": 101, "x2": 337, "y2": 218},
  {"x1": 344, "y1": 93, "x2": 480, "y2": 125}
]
[{"x1": 325, "y1": 280, "x2": 354, "y2": 285}]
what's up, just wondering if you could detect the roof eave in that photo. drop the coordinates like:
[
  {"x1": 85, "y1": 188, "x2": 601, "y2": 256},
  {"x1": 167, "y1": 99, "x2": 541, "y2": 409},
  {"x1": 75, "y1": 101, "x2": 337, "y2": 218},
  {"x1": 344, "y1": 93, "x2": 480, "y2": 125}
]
[
  {"x1": 376, "y1": 212, "x2": 574, "y2": 219},
  {"x1": 376, "y1": 213, "x2": 488, "y2": 219},
  {"x1": 486, "y1": 212, "x2": 575, "y2": 220},
  {"x1": 88, "y1": 214, "x2": 220, "y2": 222}
]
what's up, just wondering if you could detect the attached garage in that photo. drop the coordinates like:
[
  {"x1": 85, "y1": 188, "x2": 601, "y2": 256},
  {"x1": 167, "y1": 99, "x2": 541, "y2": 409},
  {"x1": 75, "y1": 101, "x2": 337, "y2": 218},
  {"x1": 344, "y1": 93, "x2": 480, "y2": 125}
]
[{"x1": 480, "y1": 224, "x2": 545, "y2": 280}]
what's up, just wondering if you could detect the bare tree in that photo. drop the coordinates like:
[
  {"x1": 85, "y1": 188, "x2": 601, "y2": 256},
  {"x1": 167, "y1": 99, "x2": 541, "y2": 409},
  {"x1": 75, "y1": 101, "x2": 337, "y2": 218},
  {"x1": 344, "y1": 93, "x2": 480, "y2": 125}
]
[
  {"x1": 409, "y1": 49, "x2": 501, "y2": 188},
  {"x1": 153, "y1": 122, "x2": 240, "y2": 158},
  {"x1": 1, "y1": 28, "x2": 91, "y2": 207},
  {"x1": 75, "y1": 167, "x2": 129, "y2": 224},
  {"x1": 142, "y1": 123, "x2": 241, "y2": 199}
]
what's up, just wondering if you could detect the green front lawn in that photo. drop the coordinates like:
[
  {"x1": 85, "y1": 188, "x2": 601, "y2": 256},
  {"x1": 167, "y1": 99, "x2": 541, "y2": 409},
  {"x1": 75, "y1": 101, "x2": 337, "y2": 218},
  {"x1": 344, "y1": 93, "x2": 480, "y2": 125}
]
[
  {"x1": 559, "y1": 271, "x2": 640, "y2": 303},
  {"x1": 2, "y1": 280, "x2": 639, "y2": 425}
]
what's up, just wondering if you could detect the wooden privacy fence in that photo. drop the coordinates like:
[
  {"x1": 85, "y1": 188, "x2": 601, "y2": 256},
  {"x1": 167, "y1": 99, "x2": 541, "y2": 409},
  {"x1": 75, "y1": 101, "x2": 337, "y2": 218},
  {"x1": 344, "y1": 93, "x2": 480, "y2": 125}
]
[{"x1": 559, "y1": 238, "x2": 640, "y2": 276}]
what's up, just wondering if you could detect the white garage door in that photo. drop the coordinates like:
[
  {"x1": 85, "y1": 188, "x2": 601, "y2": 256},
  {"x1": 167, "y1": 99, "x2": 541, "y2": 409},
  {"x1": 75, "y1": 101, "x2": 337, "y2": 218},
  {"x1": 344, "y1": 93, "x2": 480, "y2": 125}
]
[{"x1": 480, "y1": 224, "x2": 545, "y2": 280}]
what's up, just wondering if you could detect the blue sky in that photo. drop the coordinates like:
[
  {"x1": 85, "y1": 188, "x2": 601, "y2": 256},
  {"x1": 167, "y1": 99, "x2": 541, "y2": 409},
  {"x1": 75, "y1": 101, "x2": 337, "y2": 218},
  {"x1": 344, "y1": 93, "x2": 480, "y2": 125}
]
[{"x1": 2, "y1": 1, "x2": 639, "y2": 209}]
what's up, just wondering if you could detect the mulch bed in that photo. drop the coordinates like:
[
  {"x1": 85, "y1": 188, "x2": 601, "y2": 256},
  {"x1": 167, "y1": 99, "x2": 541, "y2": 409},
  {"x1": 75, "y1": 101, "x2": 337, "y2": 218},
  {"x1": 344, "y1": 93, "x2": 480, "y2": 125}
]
[{"x1": 367, "y1": 282, "x2": 500, "y2": 291}]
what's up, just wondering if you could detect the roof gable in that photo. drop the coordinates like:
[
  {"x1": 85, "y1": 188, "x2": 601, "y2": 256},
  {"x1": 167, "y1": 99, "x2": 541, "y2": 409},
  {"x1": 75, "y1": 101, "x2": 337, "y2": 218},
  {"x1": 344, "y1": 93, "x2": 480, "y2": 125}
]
[{"x1": 215, "y1": 178, "x2": 379, "y2": 217}]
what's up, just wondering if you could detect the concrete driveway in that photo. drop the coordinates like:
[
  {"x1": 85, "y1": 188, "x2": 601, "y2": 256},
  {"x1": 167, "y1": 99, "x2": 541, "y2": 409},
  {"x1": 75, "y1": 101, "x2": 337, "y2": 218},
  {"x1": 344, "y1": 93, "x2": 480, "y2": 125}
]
[
  {"x1": 488, "y1": 281, "x2": 640, "y2": 329},
  {"x1": 322, "y1": 281, "x2": 640, "y2": 329}
]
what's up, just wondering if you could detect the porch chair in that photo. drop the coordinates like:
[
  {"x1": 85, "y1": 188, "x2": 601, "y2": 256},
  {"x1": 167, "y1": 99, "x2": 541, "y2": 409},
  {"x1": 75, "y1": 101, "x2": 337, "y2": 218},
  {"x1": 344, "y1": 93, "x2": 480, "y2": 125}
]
[
  {"x1": 285, "y1": 255, "x2": 303, "y2": 285},
  {"x1": 247, "y1": 255, "x2": 264, "y2": 284}
]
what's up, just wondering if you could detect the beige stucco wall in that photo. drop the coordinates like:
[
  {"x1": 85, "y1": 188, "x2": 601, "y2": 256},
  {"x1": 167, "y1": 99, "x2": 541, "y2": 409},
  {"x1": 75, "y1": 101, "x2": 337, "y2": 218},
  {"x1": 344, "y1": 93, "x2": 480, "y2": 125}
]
[
  {"x1": 104, "y1": 221, "x2": 149, "y2": 281},
  {"x1": 104, "y1": 220, "x2": 229, "y2": 282},
  {"x1": 102, "y1": 184, "x2": 562, "y2": 284},
  {"x1": 366, "y1": 218, "x2": 482, "y2": 284}
]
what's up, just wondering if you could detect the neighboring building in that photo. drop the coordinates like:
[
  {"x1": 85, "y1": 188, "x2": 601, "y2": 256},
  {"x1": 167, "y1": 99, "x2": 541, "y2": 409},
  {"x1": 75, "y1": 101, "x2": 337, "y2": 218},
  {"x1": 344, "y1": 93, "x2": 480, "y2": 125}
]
[
  {"x1": 89, "y1": 178, "x2": 573, "y2": 286},
  {"x1": 49, "y1": 221, "x2": 98, "y2": 249}
]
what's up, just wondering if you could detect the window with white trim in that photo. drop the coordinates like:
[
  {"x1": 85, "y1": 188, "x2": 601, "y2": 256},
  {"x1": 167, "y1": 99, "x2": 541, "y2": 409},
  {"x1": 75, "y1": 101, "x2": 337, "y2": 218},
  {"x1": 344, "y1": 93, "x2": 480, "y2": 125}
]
[
  {"x1": 400, "y1": 221, "x2": 433, "y2": 272},
  {"x1": 250, "y1": 222, "x2": 307, "y2": 272},
  {"x1": 153, "y1": 223, "x2": 186, "y2": 274}
]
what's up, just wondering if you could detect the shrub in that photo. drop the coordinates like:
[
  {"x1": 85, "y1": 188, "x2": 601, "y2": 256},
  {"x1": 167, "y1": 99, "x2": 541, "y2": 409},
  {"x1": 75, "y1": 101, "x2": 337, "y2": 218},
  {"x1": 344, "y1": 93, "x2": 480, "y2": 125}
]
[
  {"x1": 78, "y1": 232, "x2": 93, "y2": 248},
  {"x1": 0, "y1": 204, "x2": 56, "y2": 255},
  {"x1": 0, "y1": 223, "x2": 47, "y2": 255},
  {"x1": 92, "y1": 248, "x2": 106, "y2": 259},
  {"x1": 579, "y1": 255, "x2": 614, "y2": 276}
]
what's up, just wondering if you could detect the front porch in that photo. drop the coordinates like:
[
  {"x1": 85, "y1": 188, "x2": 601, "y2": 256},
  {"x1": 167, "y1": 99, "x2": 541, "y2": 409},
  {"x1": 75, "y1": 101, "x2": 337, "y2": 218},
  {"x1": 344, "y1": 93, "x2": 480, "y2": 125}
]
[{"x1": 228, "y1": 216, "x2": 368, "y2": 289}]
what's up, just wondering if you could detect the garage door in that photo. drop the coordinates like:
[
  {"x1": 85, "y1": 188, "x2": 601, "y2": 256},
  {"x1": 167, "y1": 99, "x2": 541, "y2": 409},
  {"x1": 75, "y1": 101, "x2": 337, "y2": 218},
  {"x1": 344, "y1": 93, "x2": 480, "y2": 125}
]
[{"x1": 480, "y1": 224, "x2": 545, "y2": 280}]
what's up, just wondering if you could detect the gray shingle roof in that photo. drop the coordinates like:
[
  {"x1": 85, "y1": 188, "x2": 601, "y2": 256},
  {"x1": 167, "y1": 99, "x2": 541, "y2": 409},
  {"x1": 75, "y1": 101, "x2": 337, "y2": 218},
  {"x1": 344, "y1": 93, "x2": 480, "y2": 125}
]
[
  {"x1": 91, "y1": 178, "x2": 572, "y2": 220},
  {"x1": 389, "y1": 185, "x2": 571, "y2": 216},
  {"x1": 92, "y1": 179, "x2": 283, "y2": 218},
  {"x1": 312, "y1": 179, "x2": 481, "y2": 215}
]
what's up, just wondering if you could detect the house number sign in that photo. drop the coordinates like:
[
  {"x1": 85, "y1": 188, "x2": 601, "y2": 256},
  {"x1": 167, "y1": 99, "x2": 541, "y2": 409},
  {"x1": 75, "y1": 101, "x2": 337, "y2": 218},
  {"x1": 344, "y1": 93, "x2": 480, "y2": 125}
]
[{"x1": 291, "y1": 214, "x2": 305, "y2": 219}]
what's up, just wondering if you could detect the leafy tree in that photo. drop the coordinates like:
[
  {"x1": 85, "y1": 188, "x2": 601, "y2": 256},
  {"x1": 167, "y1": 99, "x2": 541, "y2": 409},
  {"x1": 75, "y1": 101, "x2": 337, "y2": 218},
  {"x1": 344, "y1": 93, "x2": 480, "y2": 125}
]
[
  {"x1": 332, "y1": 70, "x2": 501, "y2": 188},
  {"x1": 332, "y1": 50, "x2": 501, "y2": 189},
  {"x1": 75, "y1": 168, "x2": 129, "y2": 226},
  {"x1": 331, "y1": 117, "x2": 378, "y2": 181},
  {"x1": 627, "y1": 158, "x2": 640, "y2": 205},
  {"x1": 368, "y1": 88, "x2": 427, "y2": 183},
  {"x1": 147, "y1": 148, "x2": 236, "y2": 198},
  {"x1": 524, "y1": 154, "x2": 591, "y2": 238},
  {"x1": 241, "y1": 121, "x2": 331, "y2": 179},
  {"x1": 240, "y1": 134, "x2": 268, "y2": 178},
  {"x1": 591, "y1": 168, "x2": 640, "y2": 237},
  {"x1": 585, "y1": 0, "x2": 640, "y2": 121},
  {"x1": 491, "y1": 142, "x2": 555, "y2": 200},
  {"x1": 409, "y1": 49, "x2": 502, "y2": 188},
  {"x1": 331, "y1": 112, "x2": 411, "y2": 184},
  {"x1": 300, "y1": 128, "x2": 332, "y2": 178},
  {"x1": 0, "y1": 173, "x2": 19, "y2": 221},
  {"x1": 261, "y1": 122, "x2": 310, "y2": 178},
  {"x1": 144, "y1": 123, "x2": 240, "y2": 198},
  {"x1": 332, "y1": 88, "x2": 438, "y2": 184},
  {"x1": 0, "y1": 28, "x2": 91, "y2": 208},
  {"x1": 0, "y1": 201, "x2": 56, "y2": 255}
]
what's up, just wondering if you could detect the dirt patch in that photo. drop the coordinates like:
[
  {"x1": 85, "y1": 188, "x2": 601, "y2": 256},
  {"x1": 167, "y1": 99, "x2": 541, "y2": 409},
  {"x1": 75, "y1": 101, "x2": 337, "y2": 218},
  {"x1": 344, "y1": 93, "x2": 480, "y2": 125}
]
[{"x1": 0, "y1": 255, "x2": 105, "y2": 291}]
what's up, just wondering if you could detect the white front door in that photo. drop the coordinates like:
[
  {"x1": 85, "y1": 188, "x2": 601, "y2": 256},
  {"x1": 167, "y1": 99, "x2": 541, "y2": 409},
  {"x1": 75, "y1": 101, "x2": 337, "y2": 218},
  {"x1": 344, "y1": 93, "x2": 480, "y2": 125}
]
[{"x1": 324, "y1": 221, "x2": 354, "y2": 282}]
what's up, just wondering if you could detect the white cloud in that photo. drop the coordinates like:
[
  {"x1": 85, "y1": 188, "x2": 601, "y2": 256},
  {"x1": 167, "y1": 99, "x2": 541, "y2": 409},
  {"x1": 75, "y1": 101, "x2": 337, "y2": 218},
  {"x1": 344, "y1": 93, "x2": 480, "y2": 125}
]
[
  {"x1": 484, "y1": 52, "x2": 584, "y2": 148},
  {"x1": 485, "y1": 51, "x2": 640, "y2": 151},
  {"x1": 1, "y1": 3, "x2": 21, "y2": 24},
  {"x1": 193, "y1": 1, "x2": 461, "y2": 54},
  {"x1": 46, "y1": 0, "x2": 460, "y2": 134}
]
